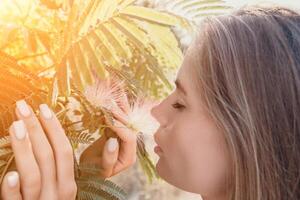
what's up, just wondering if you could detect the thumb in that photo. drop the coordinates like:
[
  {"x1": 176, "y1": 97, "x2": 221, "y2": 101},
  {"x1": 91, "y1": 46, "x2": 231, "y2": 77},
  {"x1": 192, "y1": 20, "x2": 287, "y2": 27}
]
[
  {"x1": 101, "y1": 137, "x2": 119, "y2": 178},
  {"x1": 1, "y1": 171, "x2": 22, "y2": 200}
]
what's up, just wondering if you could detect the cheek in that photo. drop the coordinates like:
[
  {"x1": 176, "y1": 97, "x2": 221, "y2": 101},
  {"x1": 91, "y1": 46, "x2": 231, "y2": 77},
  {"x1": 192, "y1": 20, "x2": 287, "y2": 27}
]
[
  {"x1": 186, "y1": 127, "x2": 231, "y2": 196},
  {"x1": 156, "y1": 115, "x2": 231, "y2": 196}
]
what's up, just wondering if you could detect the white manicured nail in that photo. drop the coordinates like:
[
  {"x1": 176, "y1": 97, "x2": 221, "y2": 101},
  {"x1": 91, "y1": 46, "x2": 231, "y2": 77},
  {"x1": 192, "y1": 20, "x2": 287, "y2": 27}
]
[
  {"x1": 39, "y1": 104, "x2": 52, "y2": 119},
  {"x1": 7, "y1": 171, "x2": 19, "y2": 187},
  {"x1": 13, "y1": 120, "x2": 26, "y2": 140},
  {"x1": 107, "y1": 138, "x2": 118, "y2": 153},
  {"x1": 16, "y1": 100, "x2": 31, "y2": 117}
]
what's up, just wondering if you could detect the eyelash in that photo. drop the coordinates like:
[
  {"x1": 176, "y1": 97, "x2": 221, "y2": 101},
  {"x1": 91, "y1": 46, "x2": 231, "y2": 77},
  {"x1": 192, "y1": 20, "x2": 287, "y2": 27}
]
[{"x1": 172, "y1": 102, "x2": 185, "y2": 110}]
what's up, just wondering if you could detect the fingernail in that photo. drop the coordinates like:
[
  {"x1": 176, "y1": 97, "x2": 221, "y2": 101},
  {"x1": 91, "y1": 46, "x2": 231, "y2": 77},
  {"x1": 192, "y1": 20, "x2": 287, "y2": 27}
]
[
  {"x1": 39, "y1": 104, "x2": 52, "y2": 119},
  {"x1": 16, "y1": 100, "x2": 31, "y2": 117},
  {"x1": 13, "y1": 120, "x2": 26, "y2": 140},
  {"x1": 7, "y1": 171, "x2": 19, "y2": 187},
  {"x1": 107, "y1": 138, "x2": 118, "y2": 153}
]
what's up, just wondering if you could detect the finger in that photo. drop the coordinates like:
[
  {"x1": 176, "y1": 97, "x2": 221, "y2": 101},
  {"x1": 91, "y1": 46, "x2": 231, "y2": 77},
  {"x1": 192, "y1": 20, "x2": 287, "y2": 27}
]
[
  {"x1": 15, "y1": 100, "x2": 56, "y2": 198},
  {"x1": 1, "y1": 171, "x2": 22, "y2": 200},
  {"x1": 38, "y1": 104, "x2": 77, "y2": 199},
  {"x1": 105, "y1": 119, "x2": 137, "y2": 174},
  {"x1": 101, "y1": 138, "x2": 119, "y2": 178},
  {"x1": 105, "y1": 116, "x2": 136, "y2": 142},
  {"x1": 110, "y1": 103, "x2": 129, "y2": 125},
  {"x1": 9, "y1": 120, "x2": 41, "y2": 199}
]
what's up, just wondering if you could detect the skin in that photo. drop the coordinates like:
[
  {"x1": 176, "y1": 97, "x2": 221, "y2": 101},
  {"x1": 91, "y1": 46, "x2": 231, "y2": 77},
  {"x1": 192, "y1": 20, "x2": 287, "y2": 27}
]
[{"x1": 1, "y1": 44, "x2": 231, "y2": 200}]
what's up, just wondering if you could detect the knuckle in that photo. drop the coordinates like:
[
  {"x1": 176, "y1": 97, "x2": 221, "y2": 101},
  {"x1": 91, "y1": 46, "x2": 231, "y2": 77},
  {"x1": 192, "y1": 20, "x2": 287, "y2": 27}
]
[
  {"x1": 61, "y1": 145, "x2": 73, "y2": 158},
  {"x1": 105, "y1": 160, "x2": 114, "y2": 166},
  {"x1": 129, "y1": 155, "x2": 137, "y2": 165},
  {"x1": 59, "y1": 182, "x2": 77, "y2": 198},
  {"x1": 128, "y1": 135, "x2": 137, "y2": 143},
  {"x1": 23, "y1": 175, "x2": 41, "y2": 191},
  {"x1": 129, "y1": 134, "x2": 137, "y2": 140},
  {"x1": 41, "y1": 149, "x2": 55, "y2": 162}
]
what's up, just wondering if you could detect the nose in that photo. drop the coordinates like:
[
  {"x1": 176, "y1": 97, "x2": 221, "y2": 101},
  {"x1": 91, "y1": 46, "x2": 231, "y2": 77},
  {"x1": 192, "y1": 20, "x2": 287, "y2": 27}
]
[
  {"x1": 151, "y1": 100, "x2": 167, "y2": 129},
  {"x1": 150, "y1": 102, "x2": 160, "y2": 119}
]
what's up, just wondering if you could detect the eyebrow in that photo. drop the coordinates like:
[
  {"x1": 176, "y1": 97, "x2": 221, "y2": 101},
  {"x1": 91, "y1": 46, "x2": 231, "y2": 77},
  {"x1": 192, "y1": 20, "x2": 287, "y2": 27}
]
[{"x1": 175, "y1": 79, "x2": 187, "y2": 96}]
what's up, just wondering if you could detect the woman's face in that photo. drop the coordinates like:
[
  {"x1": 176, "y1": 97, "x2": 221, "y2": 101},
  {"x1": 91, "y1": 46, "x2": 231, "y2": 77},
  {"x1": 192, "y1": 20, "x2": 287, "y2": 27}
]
[{"x1": 151, "y1": 45, "x2": 231, "y2": 199}]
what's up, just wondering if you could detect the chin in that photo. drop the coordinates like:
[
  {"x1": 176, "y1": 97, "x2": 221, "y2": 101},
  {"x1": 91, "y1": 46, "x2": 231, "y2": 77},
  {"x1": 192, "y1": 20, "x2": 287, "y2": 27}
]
[
  {"x1": 155, "y1": 159, "x2": 202, "y2": 195},
  {"x1": 155, "y1": 159, "x2": 178, "y2": 187},
  {"x1": 155, "y1": 159, "x2": 162, "y2": 175},
  {"x1": 155, "y1": 158, "x2": 168, "y2": 180}
]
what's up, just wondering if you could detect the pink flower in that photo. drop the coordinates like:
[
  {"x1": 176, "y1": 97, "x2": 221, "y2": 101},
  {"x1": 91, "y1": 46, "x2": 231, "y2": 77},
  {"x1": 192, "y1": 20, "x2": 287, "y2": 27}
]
[
  {"x1": 112, "y1": 97, "x2": 160, "y2": 136},
  {"x1": 84, "y1": 77, "x2": 159, "y2": 136},
  {"x1": 84, "y1": 76, "x2": 125, "y2": 110}
]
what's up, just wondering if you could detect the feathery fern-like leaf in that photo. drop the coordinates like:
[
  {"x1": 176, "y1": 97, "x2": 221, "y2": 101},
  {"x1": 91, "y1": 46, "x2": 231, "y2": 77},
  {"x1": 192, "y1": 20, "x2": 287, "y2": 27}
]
[{"x1": 0, "y1": 51, "x2": 48, "y2": 136}]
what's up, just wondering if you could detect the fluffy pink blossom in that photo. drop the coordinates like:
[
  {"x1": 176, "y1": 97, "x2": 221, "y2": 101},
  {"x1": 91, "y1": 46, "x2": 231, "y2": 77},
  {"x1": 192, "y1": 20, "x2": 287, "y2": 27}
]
[{"x1": 84, "y1": 77, "x2": 159, "y2": 136}]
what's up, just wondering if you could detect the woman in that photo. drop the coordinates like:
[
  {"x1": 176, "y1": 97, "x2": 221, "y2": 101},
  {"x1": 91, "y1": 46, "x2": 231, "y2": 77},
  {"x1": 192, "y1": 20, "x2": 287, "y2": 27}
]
[{"x1": 1, "y1": 5, "x2": 300, "y2": 200}]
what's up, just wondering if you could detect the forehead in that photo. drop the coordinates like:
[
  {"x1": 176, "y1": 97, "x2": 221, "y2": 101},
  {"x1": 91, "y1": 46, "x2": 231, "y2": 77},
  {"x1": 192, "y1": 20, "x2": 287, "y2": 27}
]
[
  {"x1": 176, "y1": 44, "x2": 200, "y2": 97},
  {"x1": 177, "y1": 45, "x2": 198, "y2": 84}
]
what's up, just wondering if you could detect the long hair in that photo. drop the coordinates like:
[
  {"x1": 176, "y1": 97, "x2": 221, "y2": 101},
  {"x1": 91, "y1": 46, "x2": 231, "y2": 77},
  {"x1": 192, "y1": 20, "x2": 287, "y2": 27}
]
[{"x1": 192, "y1": 5, "x2": 300, "y2": 200}]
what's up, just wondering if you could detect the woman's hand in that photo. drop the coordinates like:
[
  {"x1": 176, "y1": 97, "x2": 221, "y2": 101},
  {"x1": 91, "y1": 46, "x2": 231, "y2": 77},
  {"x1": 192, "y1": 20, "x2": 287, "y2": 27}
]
[
  {"x1": 80, "y1": 113, "x2": 137, "y2": 178},
  {"x1": 1, "y1": 100, "x2": 77, "y2": 200}
]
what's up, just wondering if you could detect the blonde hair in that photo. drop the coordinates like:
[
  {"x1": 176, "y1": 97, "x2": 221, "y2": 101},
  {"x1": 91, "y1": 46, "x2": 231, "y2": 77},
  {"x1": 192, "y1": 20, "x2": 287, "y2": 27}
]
[{"x1": 192, "y1": 5, "x2": 300, "y2": 200}]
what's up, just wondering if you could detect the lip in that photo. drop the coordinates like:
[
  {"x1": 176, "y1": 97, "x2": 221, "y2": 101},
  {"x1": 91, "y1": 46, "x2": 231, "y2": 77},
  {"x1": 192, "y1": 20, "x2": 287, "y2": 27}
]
[{"x1": 154, "y1": 145, "x2": 163, "y2": 156}]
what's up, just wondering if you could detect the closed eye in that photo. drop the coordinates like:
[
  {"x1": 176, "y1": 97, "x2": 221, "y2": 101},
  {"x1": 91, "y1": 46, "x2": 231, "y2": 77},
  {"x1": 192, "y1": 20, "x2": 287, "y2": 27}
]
[{"x1": 172, "y1": 102, "x2": 185, "y2": 110}]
